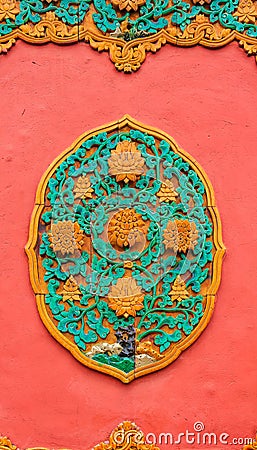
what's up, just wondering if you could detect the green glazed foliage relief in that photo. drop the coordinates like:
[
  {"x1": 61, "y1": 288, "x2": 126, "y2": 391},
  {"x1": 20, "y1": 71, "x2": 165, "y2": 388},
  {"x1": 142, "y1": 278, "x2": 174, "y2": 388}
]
[
  {"x1": 1, "y1": 0, "x2": 257, "y2": 71},
  {"x1": 26, "y1": 117, "x2": 225, "y2": 382},
  {"x1": 1, "y1": 0, "x2": 257, "y2": 38}
]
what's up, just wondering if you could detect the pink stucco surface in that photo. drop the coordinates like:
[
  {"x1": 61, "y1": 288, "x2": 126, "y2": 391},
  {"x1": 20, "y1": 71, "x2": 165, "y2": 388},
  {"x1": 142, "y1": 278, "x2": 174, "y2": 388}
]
[{"x1": 0, "y1": 41, "x2": 256, "y2": 449}]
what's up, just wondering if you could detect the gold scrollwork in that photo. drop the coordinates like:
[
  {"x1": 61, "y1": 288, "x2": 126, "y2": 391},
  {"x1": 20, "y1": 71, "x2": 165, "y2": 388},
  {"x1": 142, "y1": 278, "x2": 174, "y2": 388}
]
[{"x1": 1, "y1": 0, "x2": 257, "y2": 71}]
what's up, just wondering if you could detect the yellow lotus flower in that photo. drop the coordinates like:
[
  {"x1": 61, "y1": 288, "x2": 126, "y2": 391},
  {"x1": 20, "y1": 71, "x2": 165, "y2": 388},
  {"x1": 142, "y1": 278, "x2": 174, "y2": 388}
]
[
  {"x1": 108, "y1": 278, "x2": 144, "y2": 318},
  {"x1": 0, "y1": 0, "x2": 19, "y2": 21},
  {"x1": 234, "y1": 0, "x2": 257, "y2": 23},
  {"x1": 108, "y1": 141, "x2": 144, "y2": 183}
]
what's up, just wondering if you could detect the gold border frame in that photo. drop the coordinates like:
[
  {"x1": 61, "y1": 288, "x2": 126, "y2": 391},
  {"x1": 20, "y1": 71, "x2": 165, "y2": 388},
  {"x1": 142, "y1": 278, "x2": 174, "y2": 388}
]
[
  {"x1": 25, "y1": 115, "x2": 226, "y2": 383},
  {"x1": 1, "y1": 18, "x2": 257, "y2": 72}
]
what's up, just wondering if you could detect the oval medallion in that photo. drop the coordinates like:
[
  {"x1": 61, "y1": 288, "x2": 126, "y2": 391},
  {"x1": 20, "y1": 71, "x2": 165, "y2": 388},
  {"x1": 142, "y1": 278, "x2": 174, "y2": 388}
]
[{"x1": 26, "y1": 115, "x2": 225, "y2": 382}]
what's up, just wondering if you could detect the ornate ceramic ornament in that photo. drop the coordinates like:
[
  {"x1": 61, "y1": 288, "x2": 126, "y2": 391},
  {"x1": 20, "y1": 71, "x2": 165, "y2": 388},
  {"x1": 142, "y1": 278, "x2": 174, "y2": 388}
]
[
  {"x1": 1, "y1": 0, "x2": 257, "y2": 71},
  {"x1": 26, "y1": 115, "x2": 225, "y2": 383}
]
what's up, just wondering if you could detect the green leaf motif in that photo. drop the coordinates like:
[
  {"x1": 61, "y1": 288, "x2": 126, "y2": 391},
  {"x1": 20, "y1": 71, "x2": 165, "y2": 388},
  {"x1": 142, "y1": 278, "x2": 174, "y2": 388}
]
[{"x1": 37, "y1": 125, "x2": 217, "y2": 371}]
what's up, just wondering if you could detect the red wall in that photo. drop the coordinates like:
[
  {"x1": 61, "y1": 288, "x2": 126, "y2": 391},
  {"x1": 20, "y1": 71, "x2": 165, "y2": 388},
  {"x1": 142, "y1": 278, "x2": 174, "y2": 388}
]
[{"x1": 0, "y1": 41, "x2": 256, "y2": 449}]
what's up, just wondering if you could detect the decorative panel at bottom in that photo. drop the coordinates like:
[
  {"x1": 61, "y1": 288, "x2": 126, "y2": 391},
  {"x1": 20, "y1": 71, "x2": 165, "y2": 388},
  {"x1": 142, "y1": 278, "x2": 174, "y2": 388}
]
[
  {"x1": 0, "y1": 425, "x2": 160, "y2": 450},
  {"x1": 1, "y1": 426, "x2": 257, "y2": 449},
  {"x1": 26, "y1": 115, "x2": 225, "y2": 383}
]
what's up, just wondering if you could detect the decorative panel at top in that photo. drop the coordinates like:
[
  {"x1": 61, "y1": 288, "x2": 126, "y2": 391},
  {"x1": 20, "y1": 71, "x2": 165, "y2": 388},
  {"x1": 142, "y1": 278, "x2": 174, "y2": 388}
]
[
  {"x1": 1, "y1": 0, "x2": 257, "y2": 71},
  {"x1": 26, "y1": 115, "x2": 225, "y2": 382}
]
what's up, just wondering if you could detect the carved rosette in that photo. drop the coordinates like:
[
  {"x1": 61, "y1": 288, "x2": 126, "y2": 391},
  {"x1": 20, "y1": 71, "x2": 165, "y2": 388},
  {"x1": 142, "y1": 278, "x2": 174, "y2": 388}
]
[{"x1": 26, "y1": 115, "x2": 225, "y2": 382}]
